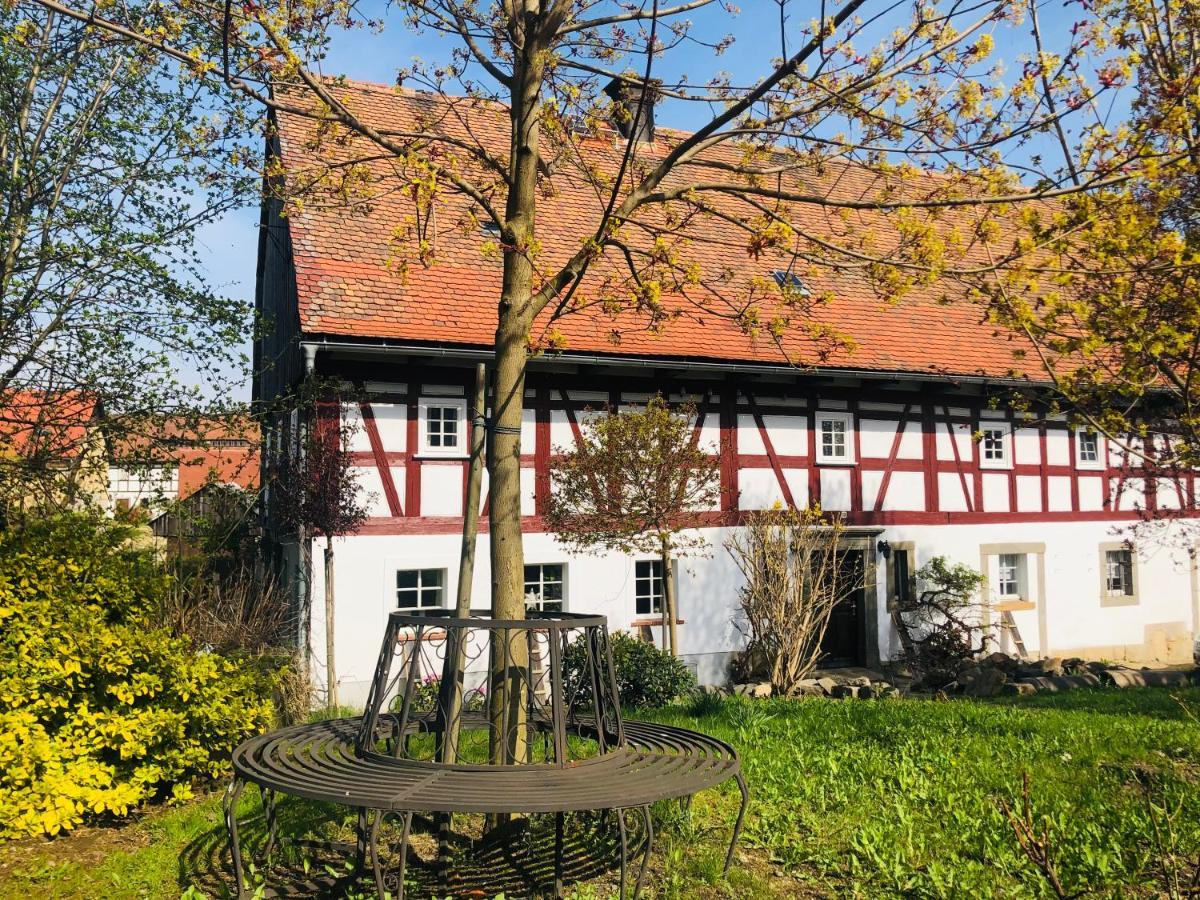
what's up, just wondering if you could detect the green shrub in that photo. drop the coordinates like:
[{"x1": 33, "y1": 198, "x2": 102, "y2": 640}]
[
  {"x1": 563, "y1": 630, "x2": 696, "y2": 710},
  {"x1": 0, "y1": 513, "x2": 277, "y2": 839}
]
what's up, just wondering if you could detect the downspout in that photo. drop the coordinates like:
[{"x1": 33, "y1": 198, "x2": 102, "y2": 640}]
[{"x1": 298, "y1": 344, "x2": 318, "y2": 675}]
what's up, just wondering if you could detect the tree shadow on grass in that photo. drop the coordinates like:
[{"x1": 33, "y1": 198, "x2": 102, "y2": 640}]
[{"x1": 179, "y1": 792, "x2": 632, "y2": 898}]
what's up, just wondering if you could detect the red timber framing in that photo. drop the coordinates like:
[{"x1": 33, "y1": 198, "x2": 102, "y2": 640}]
[{"x1": 322, "y1": 363, "x2": 1199, "y2": 536}]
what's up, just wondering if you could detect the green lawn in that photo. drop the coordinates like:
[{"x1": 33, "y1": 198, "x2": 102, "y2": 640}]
[{"x1": 2, "y1": 687, "x2": 1198, "y2": 899}]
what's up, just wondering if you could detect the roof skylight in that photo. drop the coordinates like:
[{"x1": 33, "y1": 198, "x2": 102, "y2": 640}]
[{"x1": 772, "y1": 270, "x2": 811, "y2": 295}]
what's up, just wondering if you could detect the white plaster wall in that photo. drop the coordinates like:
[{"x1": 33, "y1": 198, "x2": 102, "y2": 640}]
[{"x1": 310, "y1": 519, "x2": 1199, "y2": 704}]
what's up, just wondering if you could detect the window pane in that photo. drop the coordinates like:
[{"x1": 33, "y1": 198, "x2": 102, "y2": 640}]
[
  {"x1": 523, "y1": 563, "x2": 567, "y2": 611},
  {"x1": 422, "y1": 568, "x2": 443, "y2": 587},
  {"x1": 997, "y1": 553, "x2": 1021, "y2": 596},
  {"x1": 984, "y1": 429, "x2": 1006, "y2": 460},
  {"x1": 820, "y1": 419, "x2": 846, "y2": 457},
  {"x1": 1079, "y1": 432, "x2": 1099, "y2": 462},
  {"x1": 894, "y1": 551, "x2": 910, "y2": 604},
  {"x1": 397, "y1": 570, "x2": 417, "y2": 589},
  {"x1": 1106, "y1": 550, "x2": 1132, "y2": 595},
  {"x1": 397, "y1": 589, "x2": 418, "y2": 608},
  {"x1": 634, "y1": 559, "x2": 664, "y2": 615}
]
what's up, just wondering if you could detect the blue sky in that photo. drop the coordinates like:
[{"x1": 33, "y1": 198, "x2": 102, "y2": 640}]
[{"x1": 196, "y1": 0, "x2": 1090, "y2": 400}]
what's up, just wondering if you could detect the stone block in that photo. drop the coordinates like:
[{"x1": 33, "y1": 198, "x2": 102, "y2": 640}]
[
  {"x1": 964, "y1": 668, "x2": 1007, "y2": 697},
  {"x1": 733, "y1": 682, "x2": 772, "y2": 698},
  {"x1": 1002, "y1": 682, "x2": 1037, "y2": 696},
  {"x1": 1037, "y1": 657, "x2": 1065, "y2": 677},
  {"x1": 816, "y1": 677, "x2": 839, "y2": 695},
  {"x1": 1023, "y1": 674, "x2": 1101, "y2": 692},
  {"x1": 1138, "y1": 670, "x2": 1192, "y2": 689}
]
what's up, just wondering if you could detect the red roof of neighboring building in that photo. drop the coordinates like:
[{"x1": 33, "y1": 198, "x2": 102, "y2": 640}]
[
  {"x1": 110, "y1": 416, "x2": 260, "y2": 499},
  {"x1": 175, "y1": 445, "x2": 259, "y2": 499},
  {"x1": 0, "y1": 390, "x2": 100, "y2": 460},
  {"x1": 275, "y1": 80, "x2": 1046, "y2": 382}
]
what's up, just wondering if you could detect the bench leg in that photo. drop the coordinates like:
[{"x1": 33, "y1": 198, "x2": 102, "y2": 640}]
[
  {"x1": 553, "y1": 812, "x2": 565, "y2": 898},
  {"x1": 633, "y1": 805, "x2": 653, "y2": 900},
  {"x1": 616, "y1": 808, "x2": 628, "y2": 899},
  {"x1": 724, "y1": 772, "x2": 749, "y2": 875},
  {"x1": 222, "y1": 778, "x2": 247, "y2": 898},
  {"x1": 368, "y1": 809, "x2": 385, "y2": 900},
  {"x1": 436, "y1": 811, "x2": 452, "y2": 894},
  {"x1": 262, "y1": 789, "x2": 278, "y2": 862},
  {"x1": 396, "y1": 810, "x2": 414, "y2": 900}
]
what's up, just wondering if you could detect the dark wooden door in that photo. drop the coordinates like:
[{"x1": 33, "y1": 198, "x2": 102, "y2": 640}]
[{"x1": 820, "y1": 550, "x2": 866, "y2": 667}]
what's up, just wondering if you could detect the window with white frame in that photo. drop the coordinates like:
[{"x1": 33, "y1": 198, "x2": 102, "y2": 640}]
[
  {"x1": 634, "y1": 559, "x2": 665, "y2": 616},
  {"x1": 418, "y1": 398, "x2": 467, "y2": 456},
  {"x1": 1104, "y1": 548, "x2": 1135, "y2": 598},
  {"x1": 979, "y1": 422, "x2": 1012, "y2": 469},
  {"x1": 1075, "y1": 429, "x2": 1103, "y2": 469},
  {"x1": 396, "y1": 568, "x2": 445, "y2": 608},
  {"x1": 996, "y1": 553, "x2": 1026, "y2": 599},
  {"x1": 815, "y1": 411, "x2": 854, "y2": 464},
  {"x1": 524, "y1": 563, "x2": 565, "y2": 612}
]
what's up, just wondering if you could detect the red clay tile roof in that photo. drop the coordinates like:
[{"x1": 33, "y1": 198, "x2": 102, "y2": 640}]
[
  {"x1": 0, "y1": 390, "x2": 99, "y2": 460},
  {"x1": 110, "y1": 416, "x2": 260, "y2": 498},
  {"x1": 275, "y1": 79, "x2": 1044, "y2": 382},
  {"x1": 175, "y1": 446, "x2": 259, "y2": 499}
]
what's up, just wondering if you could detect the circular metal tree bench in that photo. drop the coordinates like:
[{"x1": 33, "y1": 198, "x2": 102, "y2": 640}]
[{"x1": 224, "y1": 610, "x2": 748, "y2": 898}]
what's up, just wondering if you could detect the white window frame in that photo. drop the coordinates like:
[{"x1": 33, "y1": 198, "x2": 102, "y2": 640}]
[
  {"x1": 395, "y1": 567, "x2": 446, "y2": 609},
  {"x1": 815, "y1": 411, "x2": 855, "y2": 465},
  {"x1": 523, "y1": 563, "x2": 566, "y2": 613},
  {"x1": 979, "y1": 421, "x2": 1013, "y2": 470},
  {"x1": 996, "y1": 553, "x2": 1026, "y2": 599},
  {"x1": 417, "y1": 397, "x2": 468, "y2": 457},
  {"x1": 1074, "y1": 428, "x2": 1105, "y2": 470},
  {"x1": 1099, "y1": 543, "x2": 1138, "y2": 606},
  {"x1": 634, "y1": 559, "x2": 665, "y2": 617}
]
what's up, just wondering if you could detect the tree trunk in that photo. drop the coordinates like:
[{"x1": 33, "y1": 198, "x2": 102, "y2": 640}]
[
  {"x1": 486, "y1": 18, "x2": 546, "y2": 769},
  {"x1": 661, "y1": 535, "x2": 678, "y2": 657},
  {"x1": 324, "y1": 538, "x2": 336, "y2": 711}
]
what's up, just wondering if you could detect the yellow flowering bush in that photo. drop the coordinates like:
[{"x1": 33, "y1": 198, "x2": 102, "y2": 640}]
[{"x1": 0, "y1": 514, "x2": 277, "y2": 839}]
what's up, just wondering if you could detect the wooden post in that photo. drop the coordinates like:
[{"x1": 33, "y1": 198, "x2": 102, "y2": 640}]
[
  {"x1": 436, "y1": 363, "x2": 487, "y2": 882},
  {"x1": 324, "y1": 539, "x2": 337, "y2": 710},
  {"x1": 438, "y1": 362, "x2": 488, "y2": 764},
  {"x1": 661, "y1": 534, "x2": 678, "y2": 657}
]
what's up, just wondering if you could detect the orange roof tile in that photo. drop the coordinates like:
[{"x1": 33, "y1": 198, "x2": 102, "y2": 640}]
[
  {"x1": 0, "y1": 390, "x2": 99, "y2": 460},
  {"x1": 275, "y1": 80, "x2": 1045, "y2": 382}
]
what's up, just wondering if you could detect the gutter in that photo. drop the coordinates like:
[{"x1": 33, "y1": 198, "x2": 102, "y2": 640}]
[{"x1": 299, "y1": 337, "x2": 1047, "y2": 391}]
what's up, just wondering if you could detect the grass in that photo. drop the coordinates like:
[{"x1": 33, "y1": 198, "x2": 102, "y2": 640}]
[{"x1": 1, "y1": 687, "x2": 1198, "y2": 899}]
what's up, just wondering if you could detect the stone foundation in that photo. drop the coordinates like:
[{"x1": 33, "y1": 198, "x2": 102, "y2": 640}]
[{"x1": 1054, "y1": 622, "x2": 1194, "y2": 667}]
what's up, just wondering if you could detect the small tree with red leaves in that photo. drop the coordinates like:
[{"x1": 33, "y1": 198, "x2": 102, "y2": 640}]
[
  {"x1": 272, "y1": 408, "x2": 369, "y2": 710},
  {"x1": 545, "y1": 397, "x2": 719, "y2": 656}
]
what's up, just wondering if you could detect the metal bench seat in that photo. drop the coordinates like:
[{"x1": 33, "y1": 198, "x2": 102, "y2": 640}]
[
  {"x1": 232, "y1": 714, "x2": 741, "y2": 814},
  {"x1": 223, "y1": 612, "x2": 747, "y2": 898}
]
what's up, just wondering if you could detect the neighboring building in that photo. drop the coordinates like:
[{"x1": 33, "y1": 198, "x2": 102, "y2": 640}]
[
  {"x1": 0, "y1": 390, "x2": 109, "y2": 511},
  {"x1": 256, "y1": 81, "x2": 1200, "y2": 701},
  {"x1": 108, "y1": 418, "x2": 260, "y2": 513}
]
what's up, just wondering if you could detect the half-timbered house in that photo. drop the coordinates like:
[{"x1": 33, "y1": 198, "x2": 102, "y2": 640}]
[{"x1": 256, "y1": 81, "x2": 1200, "y2": 702}]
